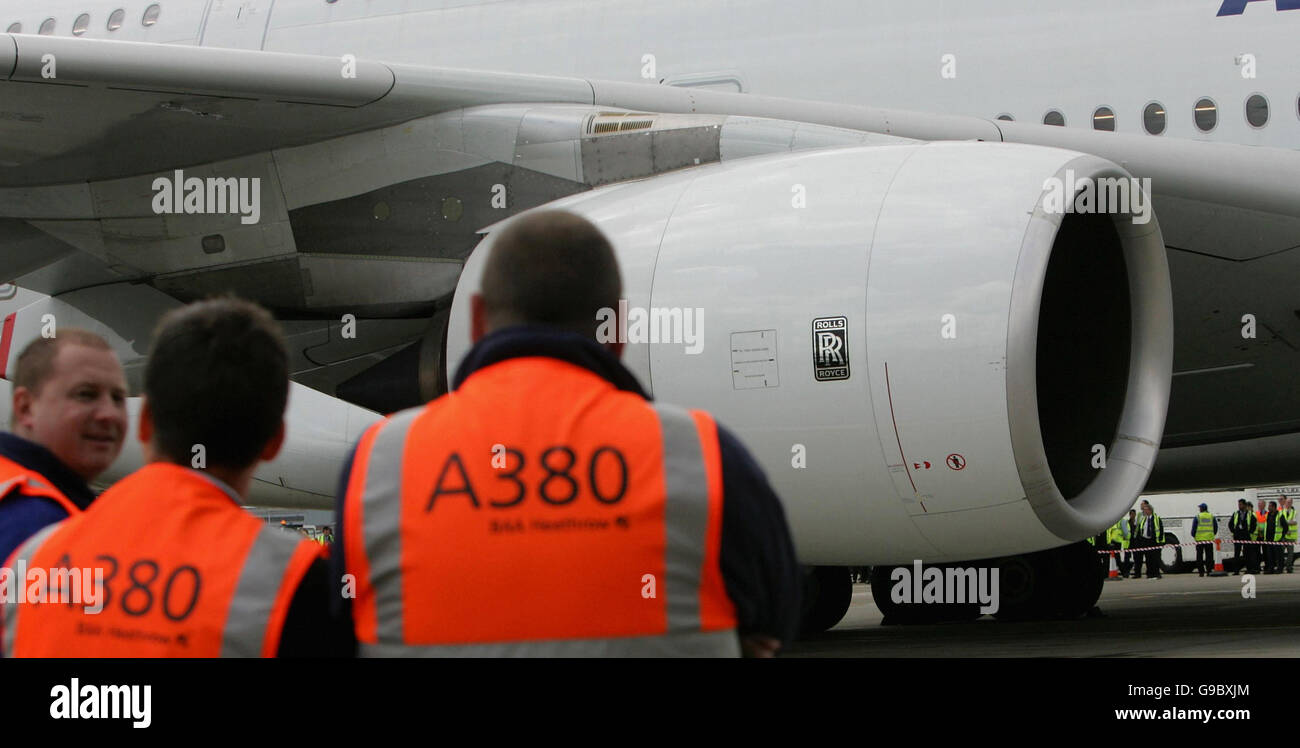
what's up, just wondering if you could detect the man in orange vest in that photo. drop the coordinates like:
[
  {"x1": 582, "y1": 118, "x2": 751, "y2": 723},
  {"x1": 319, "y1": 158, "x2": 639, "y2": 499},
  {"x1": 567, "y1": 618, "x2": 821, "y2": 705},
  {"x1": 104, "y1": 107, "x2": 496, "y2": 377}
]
[
  {"x1": 335, "y1": 210, "x2": 801, "y2": 657},
  {"x1": 0, "y1": 329, "x2": 127, "y2": 564},
  {"x1": 2, "y1": 298, "x2": 354, "y2": 657},
  {"x1": 1251, "y1": 498, "x2": 1269, "y2": 573}
]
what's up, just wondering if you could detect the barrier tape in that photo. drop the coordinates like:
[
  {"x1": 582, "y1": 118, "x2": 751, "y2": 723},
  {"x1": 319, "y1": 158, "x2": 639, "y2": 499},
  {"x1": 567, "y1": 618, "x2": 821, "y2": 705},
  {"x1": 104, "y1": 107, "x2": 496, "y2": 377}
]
[{"x1": 1095, "y1": 539, "x2": 1296, "y2": 555}]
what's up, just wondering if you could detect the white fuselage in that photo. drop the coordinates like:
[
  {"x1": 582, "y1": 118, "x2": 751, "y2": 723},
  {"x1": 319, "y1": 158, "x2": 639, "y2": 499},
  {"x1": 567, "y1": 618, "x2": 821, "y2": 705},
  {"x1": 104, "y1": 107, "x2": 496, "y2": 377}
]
[{"x1": 5, "y1": 0, "x2": 1296, "y2": 148}]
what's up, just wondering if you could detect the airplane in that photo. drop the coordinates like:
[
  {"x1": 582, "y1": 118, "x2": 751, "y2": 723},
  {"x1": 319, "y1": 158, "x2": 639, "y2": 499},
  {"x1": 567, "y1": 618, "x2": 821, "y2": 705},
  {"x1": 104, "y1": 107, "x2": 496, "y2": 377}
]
[{"x1": 0, "y1": 0, "x2": 1297, "y2": 633}]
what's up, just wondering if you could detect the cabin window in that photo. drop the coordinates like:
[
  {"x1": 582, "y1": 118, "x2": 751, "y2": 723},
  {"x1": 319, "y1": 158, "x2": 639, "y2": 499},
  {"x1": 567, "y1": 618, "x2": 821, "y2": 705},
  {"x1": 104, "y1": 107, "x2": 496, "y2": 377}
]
[
  {"x1": 1245, "y1": 94, "x2": 1269, "y2": 128},
  {"x1": 1092, "y1": 106, "x2": 1116, "y2": 131},
  {"x1": 1143, "y1": 103, "x2": 1166, "y2": 135},
  {"x1": 1194, "y1": 98, "x2": 1218, "y2": 132}
]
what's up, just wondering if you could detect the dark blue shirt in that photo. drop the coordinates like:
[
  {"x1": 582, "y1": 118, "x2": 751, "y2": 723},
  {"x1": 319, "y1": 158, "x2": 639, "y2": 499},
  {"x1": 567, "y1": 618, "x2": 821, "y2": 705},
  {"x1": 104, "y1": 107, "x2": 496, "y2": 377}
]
[
  {"x1": 331, "y1": 325, "x2": 803, "y2": 644},
  {"x1": 0, "y1": 432, "x2": 97, "y2": 565}
]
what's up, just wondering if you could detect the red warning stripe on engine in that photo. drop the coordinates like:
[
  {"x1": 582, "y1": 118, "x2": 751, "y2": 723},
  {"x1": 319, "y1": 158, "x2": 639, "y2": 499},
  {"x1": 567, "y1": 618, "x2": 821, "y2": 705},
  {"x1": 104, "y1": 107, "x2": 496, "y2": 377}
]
[{"x1": 0, "y1": 313, "x2": 15, "y2": 379}]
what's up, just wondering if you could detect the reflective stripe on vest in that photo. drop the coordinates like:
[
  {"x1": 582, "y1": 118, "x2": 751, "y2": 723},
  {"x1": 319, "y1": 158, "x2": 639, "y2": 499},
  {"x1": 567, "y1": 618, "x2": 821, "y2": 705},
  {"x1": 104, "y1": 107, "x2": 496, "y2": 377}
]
[
  {"x1": 221, "y1": 525, "x2": 320, "y2": 657},
  {"x1": 656, "y1": 402, "x2": 720, "y2": 634},
  {"x1": 1232, "y1": 511, "x2": 1250, "y2": 535},
  {"x1": 353, "y1": 407, "x2": 420, "y2": 646},
  {"x1": 1107, "y1": 520, "x2": 1128, "y2": 546},
  {"x1": 0, "y1": 454, "x2": 80, "y2": 516},
  {"x1": 1266, "y1": 514, "x2": 1286, "y2": 543},
  {"x1": 1194, "y1": 512, "x2": 1215, "y2": 542},
  {"x1": 344, "y1": 358, "x2": 738, "y2": 656},
  {"x1": 2, "y1": 463, "x2": 322, "y2": 657},
  {"x1": 1254, "y1": 511, "x2": 1268, "y2": 539},
  {"x1": 360, "y1": 630, "x2": 740, "y2": 658},
  {"x1": 1141, "y1": 515, "x2": 1161, "y2": 540},
  {"x1": 1, "y1": 522, "x2": 60, "y2": 658}
]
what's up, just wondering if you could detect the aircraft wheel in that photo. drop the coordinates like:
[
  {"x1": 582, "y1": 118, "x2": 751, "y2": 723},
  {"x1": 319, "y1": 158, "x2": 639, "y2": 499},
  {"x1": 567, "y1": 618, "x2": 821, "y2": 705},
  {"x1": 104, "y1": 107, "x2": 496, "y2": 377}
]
[
  {"x1": 1049, "y1": 541, "x2": 1105, "y2": 619},
  {"x1": 993, "y1": 551, "x2": 1056, "y2": 621},
  {"x1": 870, "y1": 564, "x2": 982, "y2": 624},
  {"x1": 799, "y1": 566, "x2": 853, "y2": 636}
]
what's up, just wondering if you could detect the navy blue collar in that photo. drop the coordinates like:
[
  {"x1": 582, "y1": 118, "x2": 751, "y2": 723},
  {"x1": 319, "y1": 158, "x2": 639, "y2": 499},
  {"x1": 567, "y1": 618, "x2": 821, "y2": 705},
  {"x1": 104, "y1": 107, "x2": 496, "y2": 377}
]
[
  {"x1": 452, "y1": 325, "x2": 650, "y2": 399},
  {"x1": 0, "y1": 431, "x2": 97, "y2": 510}
]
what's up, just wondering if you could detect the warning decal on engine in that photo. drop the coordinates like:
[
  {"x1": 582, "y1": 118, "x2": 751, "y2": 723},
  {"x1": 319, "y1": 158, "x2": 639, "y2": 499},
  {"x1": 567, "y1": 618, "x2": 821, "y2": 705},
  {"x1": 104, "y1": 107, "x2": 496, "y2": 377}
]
[
  {"x1": 812, "y1": 316, "x2": 850, "y2": 382},
  {"x1": 731, "y1": 329, "x2": 780, "y2": 390}
]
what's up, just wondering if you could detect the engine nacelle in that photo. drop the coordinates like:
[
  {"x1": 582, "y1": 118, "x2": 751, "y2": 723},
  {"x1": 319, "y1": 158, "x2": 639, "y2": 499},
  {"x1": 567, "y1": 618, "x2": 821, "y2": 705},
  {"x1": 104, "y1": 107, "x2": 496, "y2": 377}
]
[{"x1": 448, "y1": 142, "x2": 1173, "y2": 564}]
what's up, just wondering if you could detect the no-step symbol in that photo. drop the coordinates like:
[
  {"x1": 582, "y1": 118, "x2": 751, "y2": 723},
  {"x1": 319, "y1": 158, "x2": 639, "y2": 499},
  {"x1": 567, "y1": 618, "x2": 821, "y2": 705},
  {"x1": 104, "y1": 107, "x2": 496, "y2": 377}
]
[{"x1": 946, "y1": 453, "x2": 966, "y2": 471}]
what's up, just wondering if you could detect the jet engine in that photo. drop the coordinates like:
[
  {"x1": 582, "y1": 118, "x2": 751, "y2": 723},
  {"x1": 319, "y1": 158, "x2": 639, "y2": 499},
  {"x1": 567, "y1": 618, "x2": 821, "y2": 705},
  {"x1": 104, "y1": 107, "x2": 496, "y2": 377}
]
[{"x1": 448, "y1": 142, "x2": 1174, "y2": 566}]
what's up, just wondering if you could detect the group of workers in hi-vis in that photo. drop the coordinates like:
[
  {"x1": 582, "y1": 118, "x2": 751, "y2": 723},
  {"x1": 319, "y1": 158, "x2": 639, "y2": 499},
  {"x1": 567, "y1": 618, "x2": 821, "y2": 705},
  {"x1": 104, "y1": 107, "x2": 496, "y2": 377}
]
[
  {"x1": 0, "y1": 210, "x2": 803, "y2": 658},
  {"x1": 1090, "y1": 495, "x2": 1295, "y2": 580},
  {"x1": 1226, "y1": 497, "x2": 1294, "y2": 575}
]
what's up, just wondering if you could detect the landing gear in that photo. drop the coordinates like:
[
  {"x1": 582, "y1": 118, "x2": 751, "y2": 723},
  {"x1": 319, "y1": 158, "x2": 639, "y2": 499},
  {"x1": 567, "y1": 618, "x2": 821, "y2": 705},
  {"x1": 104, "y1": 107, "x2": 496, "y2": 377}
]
[
  {"x1": 799, "y1": 566, "x2": 853, "y2": 636},
  {"x1": 865, "y1": 542, "x2": 1104, "y2": 625},
  {"x1": 869, "y1": 564, "x2": 981, "y2": 624},
  {"x1": 995, "y1": 541, "x2": 1102, "y2": 620},
  {"x1": 800, "y1": 542, "x2": 1108, "y2": 632}
]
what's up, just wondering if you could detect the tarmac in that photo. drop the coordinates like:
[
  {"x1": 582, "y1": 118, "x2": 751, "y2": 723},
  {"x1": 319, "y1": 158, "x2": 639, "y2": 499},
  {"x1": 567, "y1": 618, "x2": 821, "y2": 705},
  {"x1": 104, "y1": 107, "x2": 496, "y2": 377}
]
[{"x1": 786, "y1": 570, "x2": 1300, "y2": 657}]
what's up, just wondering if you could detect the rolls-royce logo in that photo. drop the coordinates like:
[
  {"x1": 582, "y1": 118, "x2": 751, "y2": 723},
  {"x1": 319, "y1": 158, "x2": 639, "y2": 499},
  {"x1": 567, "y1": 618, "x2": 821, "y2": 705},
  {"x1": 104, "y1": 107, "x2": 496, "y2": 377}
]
[{"x1": 812, "y1": 316, "x2": 849, "y2": 381}]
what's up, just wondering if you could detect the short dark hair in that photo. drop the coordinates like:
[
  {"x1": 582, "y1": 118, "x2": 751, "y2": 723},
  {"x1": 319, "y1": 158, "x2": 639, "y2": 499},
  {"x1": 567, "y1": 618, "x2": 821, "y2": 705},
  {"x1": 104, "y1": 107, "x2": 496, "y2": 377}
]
[
  {"x1": 479, "y1": 210, "x2": 622, "y2": 337},
  {"x1": 144, "y1": 297, "x2": 288, "y2": 471},
  {"x1": 13, "y1": 329, "x2": 113, "y2": 396}
]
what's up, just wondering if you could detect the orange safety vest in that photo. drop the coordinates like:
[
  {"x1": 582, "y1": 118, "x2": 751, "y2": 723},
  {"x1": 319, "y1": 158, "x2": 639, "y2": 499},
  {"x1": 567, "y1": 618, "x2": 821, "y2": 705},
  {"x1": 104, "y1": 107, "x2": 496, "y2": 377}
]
[
  {"x1": 0, "y1": 454, "x2": 81, "y2": 516},
  {"x1": 2, "y1": 463, "x2": 322, "y2": 657},
  {"x1": 343, "y1": 356, "x2": 739, "y2": 656}
]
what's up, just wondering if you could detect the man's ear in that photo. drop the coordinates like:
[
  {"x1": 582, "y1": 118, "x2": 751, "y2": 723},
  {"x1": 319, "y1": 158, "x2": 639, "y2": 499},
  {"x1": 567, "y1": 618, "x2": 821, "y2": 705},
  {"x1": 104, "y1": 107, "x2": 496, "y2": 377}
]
[
  {"x1": 11, "y1": 387, "x2": 33, "y2": 434},
  {"x1": 137, "y1": 397, "x2": 156, "y2": 461},
  {"x1": 471, "y1": 293, "x2": 488, "y2": 344},
  {"x1": 138, "y1": 396, "x2": 153, "y2": 444},
  {"x1": 259, "y1": 420, "x2": 286, "y2": 462}
]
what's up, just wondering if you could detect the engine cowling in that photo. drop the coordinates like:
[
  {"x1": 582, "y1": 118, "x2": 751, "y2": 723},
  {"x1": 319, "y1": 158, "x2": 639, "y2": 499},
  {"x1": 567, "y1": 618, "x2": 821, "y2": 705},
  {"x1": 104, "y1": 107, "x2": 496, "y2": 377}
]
[{"x1": 448, "y1": 142, "x2": 1173, "y2": 564}]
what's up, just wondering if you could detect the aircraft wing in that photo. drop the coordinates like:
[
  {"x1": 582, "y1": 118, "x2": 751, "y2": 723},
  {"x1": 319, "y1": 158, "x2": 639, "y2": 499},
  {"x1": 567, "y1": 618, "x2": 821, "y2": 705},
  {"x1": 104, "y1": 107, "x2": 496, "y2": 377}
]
[
  {"x1": 5, "y1": 32, "x2": 1299, "y2": 222},
  {"x1": 0, "y1": 33, "x2": 595, "y2": 188},
  {"x1": 1, "y1": 32, "x2": 1023, "y2": 192}
]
